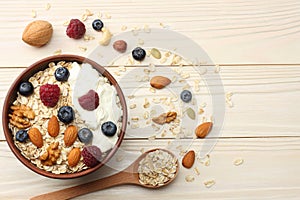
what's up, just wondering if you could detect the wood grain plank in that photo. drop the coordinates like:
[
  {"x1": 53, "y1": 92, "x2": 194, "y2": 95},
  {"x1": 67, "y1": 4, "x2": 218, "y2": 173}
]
[
  {"x1": 1, "y1": 137, "x2": 300, "y2": 199},
  {"x1": 0, "y1": 0, "x2": 300, "y2": 66},
  {"x1": 1, "y1": 65, "x2": 299, "y2": 140}
]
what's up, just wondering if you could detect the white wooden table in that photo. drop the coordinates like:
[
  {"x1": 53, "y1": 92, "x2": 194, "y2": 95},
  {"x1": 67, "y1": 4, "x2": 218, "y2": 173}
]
[{"x1": 1, "y1": 0, "x2": 300, "y2": 199}]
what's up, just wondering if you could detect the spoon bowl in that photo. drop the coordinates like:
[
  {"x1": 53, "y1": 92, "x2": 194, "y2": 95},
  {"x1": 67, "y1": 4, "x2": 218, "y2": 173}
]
[{"x1": 31, "y1": 148, "x2": 179, "y2": 200}]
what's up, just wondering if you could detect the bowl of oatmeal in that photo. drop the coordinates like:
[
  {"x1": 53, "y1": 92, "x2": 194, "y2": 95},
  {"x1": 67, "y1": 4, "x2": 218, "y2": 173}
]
[{"x1": 2, "y1": 54, "x2": 127, "y2": 179}]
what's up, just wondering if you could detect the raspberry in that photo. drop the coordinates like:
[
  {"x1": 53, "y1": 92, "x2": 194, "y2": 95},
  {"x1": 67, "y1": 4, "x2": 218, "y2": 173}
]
[
  {"x1": 82, "y1": 145, "x2": 102, "y2": 167},
  {"x1": 66, "y1": 19, "x2": 86, "y2": 39},
  {"x1": 39, "y1": 84, "x2": 60, "y2": 107},
  {"x1": 78, "y1": 90, "x2": 99, "y2": 111}
]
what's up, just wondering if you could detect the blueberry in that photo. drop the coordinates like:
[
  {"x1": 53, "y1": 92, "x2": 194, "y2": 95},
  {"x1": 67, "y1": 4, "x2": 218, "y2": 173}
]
[
  {"x1": 132, "y1": 47, "x2": 146, "y2": 61},
  {"x1": 54, "y1": 67, "x2": 70, "y2": 82},
  {"x1": 16, "y1": 130, "x2": 28, "y2": 142},
  {"x1": 57, "y1": 106, "x2": 74, "y2": 124},
  {"x1": 101, "y1": 121, "x2": 117, "y2": 137},
  {"x1": 19, "y1": 81, "x2": 34, "y2": 96},
  {"x1": 78, "y1": 128, "x2": 93, "y2": 144},
  {"x1": 180, "y1": 90, "x2": 192, "y2": 103},
  {"x1": 92, "y1": 19, "x2": 104, "y2": 31}
]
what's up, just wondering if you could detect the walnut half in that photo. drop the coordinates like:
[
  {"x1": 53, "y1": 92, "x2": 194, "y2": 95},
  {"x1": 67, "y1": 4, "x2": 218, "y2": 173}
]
[
  {"x1": 9, "y1": 104, "x2": 35, "y2": 129},
  {"x1": 152, "y1": 111, "x2": 177, "y2": 125}
]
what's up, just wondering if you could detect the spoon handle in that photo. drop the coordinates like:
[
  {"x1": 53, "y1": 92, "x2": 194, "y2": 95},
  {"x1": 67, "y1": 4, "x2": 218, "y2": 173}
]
[{"x1": 30, "y1": 171, "x2": 136, "y2": 200}]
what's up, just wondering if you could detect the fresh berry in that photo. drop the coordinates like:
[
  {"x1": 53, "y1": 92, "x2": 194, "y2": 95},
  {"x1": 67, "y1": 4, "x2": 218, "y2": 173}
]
[
  {"x1": 78, "y1": 128, "x2": 93, "y2": 144},
  {"x1": 78, "y1": 90, "x2": 99, "y2": 111},
  {"x1": 101, "y1": 121, "x2": 117, "y2": 137},
  {"x1": 81, "y1": 145, "x2": 102, "y2": 167},
  {"x1": 180, "y1": 90, "x2": 192, "y2": 103},
  {"x1": 54, "y1": 67, "x2": 70, "y2": 82},
  {"x1": 19, "y1": 81, "x2": 34, "y2": 96},
  {"x1": 66, "y1": 19, "x2": 86, "y2": 39},
  {"x1": 15, "y1": 130, "x2": 28, "y2": 142},
  {"x1": 39, "y1": 84, "x2": 60, "y2": 107},
  {"x1": 132, "y1": 47, "x2": 146, "y2": 61},
  {"x1": 92, "y1": 19, "x2": 104, "y2": 31},
  {"x1": 57, "y1": 106, "x2": 74, "y2": 124}
]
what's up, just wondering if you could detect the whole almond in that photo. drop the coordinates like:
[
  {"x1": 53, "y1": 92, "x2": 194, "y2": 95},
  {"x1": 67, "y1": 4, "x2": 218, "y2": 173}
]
[
  {"x1": 22, "y1": 20, "x2": 53, "y2": 47},
  {"x1": 150, "y1": 76, "x2": 171, "y2": 89},
  {"x1": 182, "y1": 150, "x2": 195, "y2": 168},
  {"x1": 28, "y1": 127, "x2": 43, "y2": 148},
  {"x1": 47, "y1": 115, "x2": 59, "y2": 137},
  {"x1": 64, "y1": 125, "x2": 78, "y2": 147},
  {"x1": 68, "y1": 148, "x2": 81, "y2": 167},
  {"x1": 195, "y1": 122, "x2": 213, "y2": 138}
]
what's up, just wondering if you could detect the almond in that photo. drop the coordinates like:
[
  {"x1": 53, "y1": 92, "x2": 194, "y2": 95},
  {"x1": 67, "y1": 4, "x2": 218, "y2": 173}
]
[
  {"x1": 150, "y1": 76, "x2": 171, "y2": 89},
  {"x1": 47, "y1": 115, "x2": 59, "y2": 137},
  {"x1": 64, "y1": 125, "x2": 78, "y2": 147},
  {"x1": 28, "y1": 127, "x2": 43, "y2": 148},
  {"x1": 182, "y1": 150, "x2": 195, "y2": 168},
  {"x1": 195, "y1": 122, "x2": 213, "y2": 138},
  {"x1": 22, "y1": 20, "x2": 53, "y2": 47},
  {"x1": 68, "y1": 148, "x2": 81, "y2": 167}
]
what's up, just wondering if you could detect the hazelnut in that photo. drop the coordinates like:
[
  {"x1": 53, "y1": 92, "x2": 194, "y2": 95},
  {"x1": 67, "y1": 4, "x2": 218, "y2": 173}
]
[{"x1": 113, "y1": 40, "x2": 127, "y2": 53}]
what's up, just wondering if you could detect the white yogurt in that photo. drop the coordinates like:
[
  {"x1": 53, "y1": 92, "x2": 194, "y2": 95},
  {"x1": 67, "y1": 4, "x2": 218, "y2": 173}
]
[{"x1": 69, "y1": 62, "x2": 122, "y2": 152}]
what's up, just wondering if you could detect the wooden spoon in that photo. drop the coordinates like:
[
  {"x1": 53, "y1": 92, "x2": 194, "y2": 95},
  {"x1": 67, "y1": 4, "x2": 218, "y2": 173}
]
[{"x1": 31, "y1": 148, "x2": 179, "y2": 200}]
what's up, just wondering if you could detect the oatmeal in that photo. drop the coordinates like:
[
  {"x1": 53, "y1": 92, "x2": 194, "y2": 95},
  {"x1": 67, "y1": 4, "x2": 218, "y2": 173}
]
[
  {"x1": 8, "y1": 61, "x2": 123, "y2": 174},
  {"x1": 138, "y1": 149, "x2": 178, "y2": 186}
]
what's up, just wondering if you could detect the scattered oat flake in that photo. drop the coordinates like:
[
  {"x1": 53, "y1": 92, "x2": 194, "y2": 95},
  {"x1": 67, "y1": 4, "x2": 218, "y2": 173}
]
[
  {"x1": 138, "y1": 38, "x2": 144, "y2": 45},
  {"x1": 45, "y1": 3, "x2": 51, "y2": 11},
  {"x1": 78, "y1": 46, "x2": 87, "y2": 52},
  {"x1": 143, "y1": 98, "x2": 150, "y2": 108},
  {"x1": 128, "y1": 95, "x2": 135, "y2": 99},
  {"x1": 159, "y1": 22, "x2": 165, "y2": 28},
  {"x1": 84, "y1": 35, "x2": 95, "y2": 41},
  {"x1": 131, "y1": 117, "x2": 139, "y2": 122},
  {"x1": 53, "y1": 49, "x2": 62, "y2": 55},
  {"x1": 114, "y1": 71, "x2": 121, "y2": 76},
  {"x1": 234, "y1": 158, "x2": 244, "y2": 166},
  {"x1": 129, "y1": 104, "x2": 137, "y2": 109},
  {"x1": 31, "y1": 10, "x2": 37, "y2": 18},
  {"x1": 194, "y1": 167, "x2": 200, "y2": 176},
  {"x1": 185, "y1": 175, "x2": 195, "y2": 182},
  {"x1": 198, "y1": 108, "x2": 204, "y2": 115},
  {"x1": 105, "y1": 13, "x2": 111, "y2": 19},
  {"x1": 116, "y1": 155, "x2": 124, "y2": 162},
  {"x1": 214, "y1": 64, "x2": 221, "y2": 73},
  {"x1": 149, "y1": 87, "x2": 156, "y2": 93},
  {"x1": 148, "y1": 135, "x2": 156, "y2": 141},
  {"x1": 130, "y1": 123, "x2": 139, "y2": 129},
  {"x1": 85, "y1": 9, "x2": 93, "y2": 16},
  {"x1": 121, "y1": 25, "x2": 127, "y2": 31},
  {"x1": 160, "y1": 57, "x2": 167, "y2": 64},
  {"x1": 144, "y1": 24, "x2": 151, "y2": 33},
  {"x1": 63, "y1": 20, "x2": 70, "y2": 26},
  {"x1": 204, "y1": 180, "x2": 215, "y2": 188},
  {"x1": 81, "y1": 14, "x2": 88, "y2": 21}
]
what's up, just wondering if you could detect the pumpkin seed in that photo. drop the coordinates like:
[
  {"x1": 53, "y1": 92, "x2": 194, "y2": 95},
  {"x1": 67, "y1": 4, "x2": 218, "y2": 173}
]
[
  {"x1": 150, "y1": 48, "x2": 162, "y2": 59},
  {"x1": 186, "y1": 107, "x2": 196, "y2": 120}
]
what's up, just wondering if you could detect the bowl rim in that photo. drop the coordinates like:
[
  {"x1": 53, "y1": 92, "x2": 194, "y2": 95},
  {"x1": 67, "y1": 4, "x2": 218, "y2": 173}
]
[{"x1": 2, "y1": 54, "x2": 127, "y2": 179}]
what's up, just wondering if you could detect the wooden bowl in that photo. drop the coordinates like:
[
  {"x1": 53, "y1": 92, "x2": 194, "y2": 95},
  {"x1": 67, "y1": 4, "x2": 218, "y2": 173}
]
[{"x1": 2, "y1": 54, "x2": 127, "y2": 179}]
